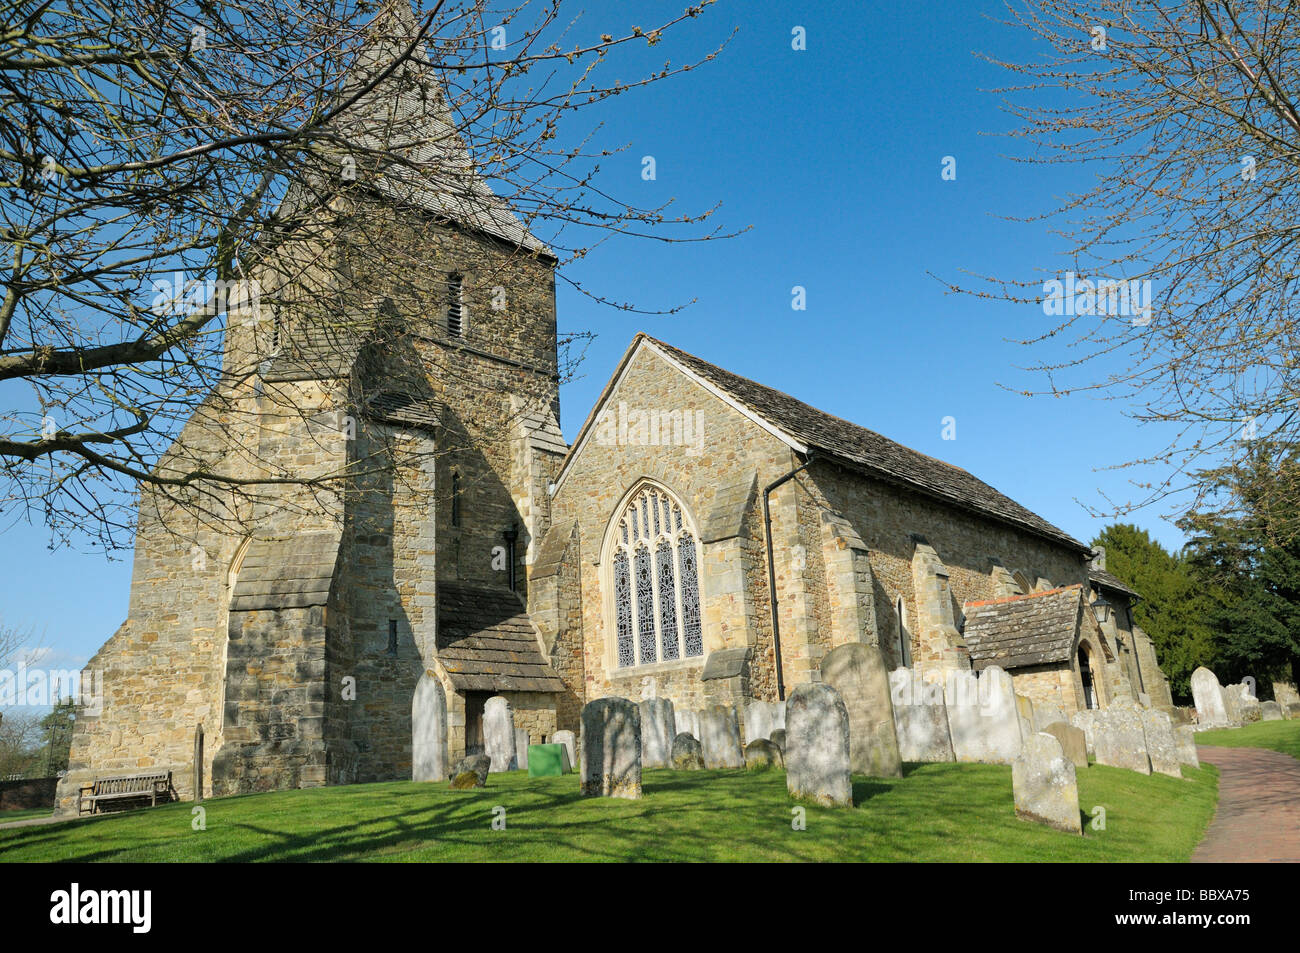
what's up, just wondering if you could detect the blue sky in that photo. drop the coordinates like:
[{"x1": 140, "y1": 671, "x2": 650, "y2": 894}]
[{"x1": 0, "y1": 0, "x2": 1188, "y2": 671}]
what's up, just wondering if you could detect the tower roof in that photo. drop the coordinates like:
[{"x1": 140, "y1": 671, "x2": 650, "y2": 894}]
[{"x1": 280, "y1": 1, "x2": 549, "y2": 256}]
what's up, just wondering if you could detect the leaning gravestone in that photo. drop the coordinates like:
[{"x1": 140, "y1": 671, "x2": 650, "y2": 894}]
[
  {"x1": 1140, "y1": 709, "x2": 1182, "y2": 778},
  {"x1": 768, "y1": 728, "x2": 787, "y2": 752},
  {"x1": 639, "y1": 697, "x2": 676, "y2": 769},
  {"x1": 1042, "y1": 721, "x2": 1088, "y2": 769},
  {"x1": 1173, "y1": 726, "x2": 1199, "y2": 768},
  {"x1": 744, "y1": 739, "x2": 784, "y2": 770},
  {"x1": 580, "y1": 697, "x2": 641, "y2": 799},
  {"x1": 945, "y1": 666, "x2": 1023, "y2": 765},
  {"x1": 1070, "y1": 709, "x2": 1100, "y2": 758},
  {"x1": 449, "y1": 753, "x2": 490, "y2": 789},
  {"x1": 699, "y1": 704, "x2": 745, "y2": 769},
  {"x1": 1262, "y1": 701, "x2": 1284, "y2": 722},
  {"x1": 552, "y1": 729, "x2": 577, "y2": 769},
  {"x1": 821, "y1": 643, "x2": 902, "y2": 777},
  {"x1": 889, "y1": 668, "x2": 954, "y2": 762},
  {"x1": 1093, "y1": 709, "x2": 1151, "y2": 774},
  {"x1": 1220, "y1": 681, "x2": 1243, "y2": 725},
  {"x1": 785, "y1": 682, "x2": 853, "y2": 808},
  {"x1": 515, "y1": 728, "x2": 530, "y2": 770},
  {"x1": 1191, "y1": 667, "x2": 1230, "y2": 727},
  {"x1": 1012, "y1": 733, "x2": 1082, "y2": 835},
  {"x1": 670, "y1": 732, "x2": 705, "y2": 770},
  {"x1": 484, "y1": 696, "x2": 516, "y2": 772},
  {"x1": 412, "y1": 672, "x2": 448, "y2": 782}
]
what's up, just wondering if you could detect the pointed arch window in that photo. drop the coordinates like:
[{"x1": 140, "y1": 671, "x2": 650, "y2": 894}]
[{"x1": 608, "y1": 484, "x2": 704, "y2": 667}]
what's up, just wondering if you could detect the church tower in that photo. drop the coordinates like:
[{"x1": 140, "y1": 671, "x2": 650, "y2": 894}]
[{"x1": 57, "y1": 1, "x2": 569, "y2": 810}]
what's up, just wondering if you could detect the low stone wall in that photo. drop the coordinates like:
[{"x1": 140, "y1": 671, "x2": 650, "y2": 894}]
[{"x1": 0, "y1": 776, "x2": 58, "y2": 812}]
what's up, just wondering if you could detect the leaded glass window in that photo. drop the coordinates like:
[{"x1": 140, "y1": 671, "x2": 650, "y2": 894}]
[{"x1": 608, "y1": 485, "x2": 704, "y2": 667}]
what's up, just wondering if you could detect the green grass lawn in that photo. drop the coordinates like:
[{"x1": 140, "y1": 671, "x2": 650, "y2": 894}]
[
  {"x1": 0, "y1": 760, "x2": 1217, "y2": 862},
  {"x1": 1196, "y1": 719, "x2": 1300, "y2": 761},
  {"x1": 0, "y1": 807, "x2": 55, "y2": 824}
]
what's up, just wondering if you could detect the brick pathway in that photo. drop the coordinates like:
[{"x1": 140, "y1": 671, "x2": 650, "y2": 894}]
[{"x1": 1192, "y1": 746, "x2": 1300, "y2": 863}]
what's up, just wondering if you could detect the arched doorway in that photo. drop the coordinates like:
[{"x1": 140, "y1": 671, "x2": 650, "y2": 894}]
[{"x1": 1079, "y1": 645, "x2": 1097, "y2": 710}]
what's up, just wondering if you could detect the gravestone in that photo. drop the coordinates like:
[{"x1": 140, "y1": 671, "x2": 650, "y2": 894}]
[
  {"x1": 580, "y1": 697, "x2": 642, "y2": 799},
  {"x1": 1140, "y1": 709, "x2": 1182, "y2": 778},
  {"x1": 675, "y1": 709, "x2": 700, "y2": 740},
  {"x1": 1070, "y1": 709, "x2": 1100, "y2": 758},
  {"x1": 515, "y1": 728, "x2": 530, "y2": 770},
  {"x1": 1273, "y1": 681, "x2": 1300, "y2": 711},
  {"x1": 744, "y1": 739, "x2": 784, "y2": 770},
  {"x1": 1093, "y1": 710, "x2": 1151, "y2": 774},
  {"x1": 449, "y1": 753, "x2": 490, "y2": 789},
  {"x1": 1034, "y1": 704, "x2": 1065, "y2": 734},
  {"x1": 744, "y1": 700, "x2": 779, "y2": 744},
  {"x1": 1234, "y1": 684, "x2": 1262, "y2": 723},
  {"x1": 484, "y1": 696, "x2": 516, "y2": 773},
  {"x1": 670, "y1": 732, "x2": 705, "y2": 770},
  {"x1": 785, "y1": 682, "x2": 853, "y2": 808},
  {"x1": 1042, "y1": 721, "x2": 1088, "y2": 769},
  {"x1": 820, "y1": 643, "x2": 902, "y2": 777},
  {"x1": 769, "y1": 728, "x2": 787, "y2": 752},
  {"x1": 1220, "y1": 680, "x2": 1243, "y2": 725},
  {"x1": 699, "y1": 704, "x2": 745, "y2": 769},
  {"x1": 1015, "y1": 694, "x2": 1036, "y2": 740},
  {"x1": 889, "y1": 668, "x2": 954, "y2": 762},
  {"x1": 945, "y1": 666, "x2": 1023, "y2": 765},
  {"x1": 1261, "y1": 701, "x2": 1284, "y2": 722},
  {"x1": 552, "y1": 729, "x2": 577, "y2": 768},
  {"x1": 527, "y1": 743, "x2": 571, "y2": 777},
  {"x1": 1173, "y1": 726, "x2": 1200, "y2": 768},
  {"x1": 639, "y1": 697, "x2": 676, "y2": 769},
  {"x1": 412, "y1": 673, "x2": 449, "y2": 782},
  {"x1": 1012, "y1": 733, "x2": 1082, "y2": 835},
  {"x1": 1191, "y1": 667, "x2": 1230, "y2": 727}
]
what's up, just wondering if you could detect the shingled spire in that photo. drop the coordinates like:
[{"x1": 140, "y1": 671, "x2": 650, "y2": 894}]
[{"x1": 284, "y1": 0, "x2": 547, "y2": 255}]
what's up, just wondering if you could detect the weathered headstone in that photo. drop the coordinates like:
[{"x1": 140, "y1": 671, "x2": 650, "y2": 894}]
[
  {"x1": 484, "y1": 696, "x2": 516, "y2": 772},
  {"x1": 1070, "y1": 709, "x2": 1100, "y2": 758},
  {"x1": 1233, "y1": 684, "x2": 1262, "y2": 723},
  {"x1": 1173, "y1": 726, "x2": 1199, "y2": 768},
  {"x1": 945, "y1": 666, "x2": 1023, "y2": 765},
  {"x1": 820, "y1": 643, "x2": 902, "y2": 777},
  {"x1": 744, "y1": 700, "x2": 779, "y2": 744},
  {"x1": 552, "y1": 729, "x2": 577, "y2": 768},
  {"x1": 449, "y1": 753, "x2": 490, "y2": 789},
  {"x1": 674, "y1": 709, "x2": 700, "y2": 740},
  {"x1": 699, "y1": 704, "x2": 745, "y2": 769},
  {"x1": 785, "y1": 682, "x2": 853, "y2": 808},
  {"x1": 1140, "y1": 709, "x2": 1182, "y2": 778},
  {"x1": 889, "y1": 668, "x2": 954, "y2": 762},
  {"x1": 639, "y1": 697, "x2": 676, "y2": 769},
  {"x1": 1273, "y1": 681, "x2": 1300, "y2": 711},
  {"x1": 670, "y1": 732, "x2": 705, "y2": 770},
  {"x1": 1041, "y1": 721, "x2": 1087, "y2": 769},
  {"x1": 1093, "y1": 709, "x2": 1151, "y2": 774},
  {"x1": 580, "y1": 697, "x2": 642, "y2": 799},
  {"x1": 768, "y1": 728, "x2": 787, "y2": 752},
  {"x1": 412, "y1": 673, "x2": 449, "y2": 782},
  {"x1": 744, "y1": 739, "x2": 784, "y2": 770},
  {"x1": 1261, "y1": 700, "x2": 1284, "y2": 722},
  {"x1": 1034, "y1": 704, "x2": 1065, "y2": 734},
  {"x1": 515, "y1": 727, "x2": 530, "y2": 770},
  {"x1": 1191, "y1": 667, "x2": 1230, "y2": 727},
  {"x1": 1015, "y1": 694, "x2": 1036, "y2": 740},
  {"x1": 1289, "y1": 703, "x2": 1300, "y2": 720},
  {"x1": 1012, "y1": 733, "x2": 1082, "y2": 835}
]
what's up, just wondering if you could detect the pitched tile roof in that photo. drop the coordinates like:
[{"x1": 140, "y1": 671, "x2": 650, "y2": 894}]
[
  {"x1": 640, "y1": 336, "x2": 1087, "y2": 552},
  {"x1": 437, "y1": 582, "x2": 566, "y2": 693},
  {"x1": 1089, "y1": 567, "x2": 1141, "y2": 600},
  {"x1": 961, "y1": 585, "x2": 1084, "y2": 671}
]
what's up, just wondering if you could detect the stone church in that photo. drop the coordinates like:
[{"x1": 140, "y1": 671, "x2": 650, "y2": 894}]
[{"x1": 56, "y1": 3, "x2": 1173, "y2": 811}]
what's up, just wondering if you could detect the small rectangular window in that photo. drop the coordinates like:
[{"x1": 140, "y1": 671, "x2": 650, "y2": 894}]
[
  {"x1": 386, "y1": 619, "x2": 398, "y2": 656},
  {"x1": 447, "y1": 273, "x2": 464, "y2": 337}
]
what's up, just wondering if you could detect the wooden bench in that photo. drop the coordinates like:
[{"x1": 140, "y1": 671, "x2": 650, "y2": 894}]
[{"x1": 78, "y1": 772, "x2": 172, "y2": 816}]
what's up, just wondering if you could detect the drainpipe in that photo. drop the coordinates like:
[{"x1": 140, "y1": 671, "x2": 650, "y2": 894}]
[
  {"x1": 503, "y1": 523, "x2": 518, "y2": 592},
  {"x1": 763, "y1": 453, "x2": 815, "y2": 702}
]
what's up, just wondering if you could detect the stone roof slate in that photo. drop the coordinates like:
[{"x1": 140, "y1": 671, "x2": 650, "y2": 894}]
[
  {"x1": 364, "y1": 390, "x2": 443, "y2": 430},
  {"x1": 230, "y1": 532, "x2": 341, "y2": 612},
  {"x1": 1088, "y1": 567, "x2": 1141, "y2": 601},
  {"x1": 961, "y1": 585, "x2": 1084, "y2": 671},
  {"x1": 437, "y1": 582, "x2": 566, "y2": 693},
  {"x1": 643, "y1": 336, "x2": 1086, "y2": 553}
]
